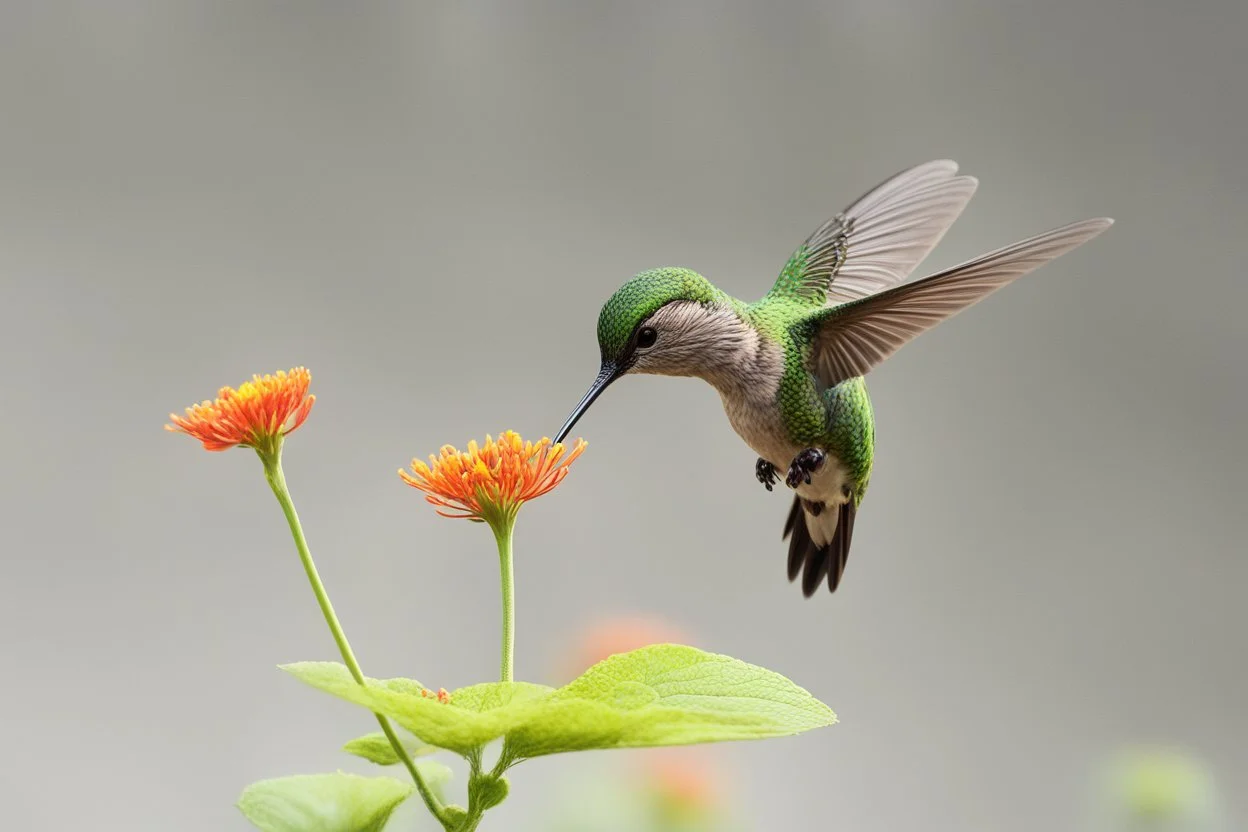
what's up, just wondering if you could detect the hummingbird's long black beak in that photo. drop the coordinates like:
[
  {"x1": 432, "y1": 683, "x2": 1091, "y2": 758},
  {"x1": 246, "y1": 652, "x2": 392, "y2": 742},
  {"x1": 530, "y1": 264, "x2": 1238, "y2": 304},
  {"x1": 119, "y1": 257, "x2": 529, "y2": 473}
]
[{"x1": 553, "y1": 361, "x2": 620, "y2": 444}]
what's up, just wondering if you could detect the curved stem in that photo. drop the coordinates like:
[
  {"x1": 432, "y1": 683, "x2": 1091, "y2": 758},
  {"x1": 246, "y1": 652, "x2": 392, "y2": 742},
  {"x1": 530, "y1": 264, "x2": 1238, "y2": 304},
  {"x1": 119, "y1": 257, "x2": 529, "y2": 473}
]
[
  {"x1": 262, "y1": 453, "x2": 451, "y2": 829},
  {"x1": 491, "y1": 517, "x2": 516, "y2": 683}
]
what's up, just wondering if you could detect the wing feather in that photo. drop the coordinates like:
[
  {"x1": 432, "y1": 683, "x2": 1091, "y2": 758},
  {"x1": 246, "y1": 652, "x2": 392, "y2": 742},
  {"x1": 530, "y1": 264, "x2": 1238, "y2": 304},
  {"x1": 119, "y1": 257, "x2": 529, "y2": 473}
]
[
  {"x1": 809, "y1": 218, "x2": 1113, "y2": 387},
  {"x1": 766, "y1": 160, "x2": 979, "y2": 306}
]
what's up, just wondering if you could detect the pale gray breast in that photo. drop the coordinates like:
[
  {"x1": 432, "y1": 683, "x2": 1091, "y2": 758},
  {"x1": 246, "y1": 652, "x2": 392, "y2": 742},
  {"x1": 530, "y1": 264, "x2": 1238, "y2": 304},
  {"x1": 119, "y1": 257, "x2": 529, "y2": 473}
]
[
  {"x1": 721, "y1": 393, "x2": 797, "y2": 471},
  {"x1": 693, "y1": 314, "x2": 836, "y2": 484},
  {"x1": 714, "y1": 348, "x2": 797, "y2": 471},
  {"x1": 714, "y1": 343, "x2": 851, "y2": 504}
]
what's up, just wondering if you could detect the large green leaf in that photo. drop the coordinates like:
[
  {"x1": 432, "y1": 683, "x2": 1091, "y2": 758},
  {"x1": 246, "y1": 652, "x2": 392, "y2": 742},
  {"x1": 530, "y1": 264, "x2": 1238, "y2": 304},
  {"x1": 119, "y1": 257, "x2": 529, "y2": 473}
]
[
  {"x1": 507, "y1": 644, "x2": 836, "y2": 757},
  {"x1": 237, "y1": 772, "x2": 412, "y2": 832},
  {"x1": 282, "y1": 645, "x2": 834, "y2": 760}
]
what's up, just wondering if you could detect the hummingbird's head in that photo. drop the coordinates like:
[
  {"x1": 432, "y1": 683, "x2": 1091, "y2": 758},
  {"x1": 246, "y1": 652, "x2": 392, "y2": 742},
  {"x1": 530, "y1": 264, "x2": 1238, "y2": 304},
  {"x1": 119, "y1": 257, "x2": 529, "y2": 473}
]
[{"x1": 554, "y1": 267, "x2": 738, "y2": 443}]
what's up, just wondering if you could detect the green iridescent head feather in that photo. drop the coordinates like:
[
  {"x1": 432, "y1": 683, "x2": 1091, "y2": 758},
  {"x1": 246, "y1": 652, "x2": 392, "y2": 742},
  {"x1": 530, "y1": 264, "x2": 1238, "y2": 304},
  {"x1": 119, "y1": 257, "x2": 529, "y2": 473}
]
[{"x1": 595, "y1": 267, "x2": 722, "y2": 362}]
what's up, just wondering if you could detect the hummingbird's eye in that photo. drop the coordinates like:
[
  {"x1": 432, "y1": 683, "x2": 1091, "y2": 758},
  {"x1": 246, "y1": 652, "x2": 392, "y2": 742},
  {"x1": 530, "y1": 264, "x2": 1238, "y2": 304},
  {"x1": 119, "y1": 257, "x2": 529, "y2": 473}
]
[{"x1": 636, "y1": 326, "x2": 658, "y2": 349}]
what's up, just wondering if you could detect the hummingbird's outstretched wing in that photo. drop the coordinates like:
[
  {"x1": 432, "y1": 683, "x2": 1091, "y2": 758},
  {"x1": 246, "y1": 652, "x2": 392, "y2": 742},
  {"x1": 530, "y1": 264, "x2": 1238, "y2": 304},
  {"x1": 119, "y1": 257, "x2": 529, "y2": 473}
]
[
  {"x1": 764, "y1": 160, "x2": 978, "y2": 307},
  {"x1": 806, "y1": 217, "x2": 1113, "y2": 388}
]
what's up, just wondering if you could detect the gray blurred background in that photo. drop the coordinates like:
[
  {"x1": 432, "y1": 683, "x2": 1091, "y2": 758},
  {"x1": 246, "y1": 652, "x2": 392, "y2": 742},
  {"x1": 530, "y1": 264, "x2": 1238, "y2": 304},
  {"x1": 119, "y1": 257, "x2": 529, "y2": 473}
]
[{"x1": 0, "y1": 2, "x2": 1244, "y2": 831}]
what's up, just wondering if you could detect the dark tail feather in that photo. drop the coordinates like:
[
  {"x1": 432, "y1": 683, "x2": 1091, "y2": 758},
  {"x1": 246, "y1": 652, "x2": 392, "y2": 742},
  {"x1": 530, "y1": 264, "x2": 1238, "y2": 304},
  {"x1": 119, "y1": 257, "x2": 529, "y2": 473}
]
[
  {"x1": 784, "y1": 498, "x2": 805, "y2": 580},
  {"x1": 828, "y1": 501, "x2": 856, "y2": 592},
  {"x1": 782, "y1": 497, "x2": 857, "y2": 596}
]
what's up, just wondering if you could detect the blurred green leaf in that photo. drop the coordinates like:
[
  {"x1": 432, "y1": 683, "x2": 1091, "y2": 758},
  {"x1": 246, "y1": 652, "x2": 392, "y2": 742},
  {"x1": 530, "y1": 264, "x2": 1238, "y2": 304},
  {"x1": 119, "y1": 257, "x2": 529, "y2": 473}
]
[
  {"x1": 342, "y1": 732, "x2": 436, "y2": 766},
  {"x1": 1099, "y1": 748, "x2": 1222, "y2": 828},
  {"x1": 414, "y1": 760, "x2": 454, "y2": 794},
  {"x1": 284, "y1": 645, "x2": 833, "y2": 762},
  {"x1": 237, "y1": 772, "x2": 412, "y2": 832}
]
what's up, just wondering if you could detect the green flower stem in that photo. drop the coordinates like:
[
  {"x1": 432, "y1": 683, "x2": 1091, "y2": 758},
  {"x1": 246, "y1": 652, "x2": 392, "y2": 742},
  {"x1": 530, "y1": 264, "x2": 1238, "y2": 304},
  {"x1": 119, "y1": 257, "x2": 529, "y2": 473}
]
[
  {"x1": 262, "y1": 451, "x2": 452, "y2": 830},
  {"x1": 488, "y1": 514, "x2": 518, "y2": 683},
  {"x1": 459, "y1": 753, "x2": 487, "y2": 832}
]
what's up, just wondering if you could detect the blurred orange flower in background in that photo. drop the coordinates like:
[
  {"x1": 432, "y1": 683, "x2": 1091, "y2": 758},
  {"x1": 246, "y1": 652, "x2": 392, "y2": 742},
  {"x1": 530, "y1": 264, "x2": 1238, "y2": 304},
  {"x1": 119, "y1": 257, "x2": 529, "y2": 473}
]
[
  {"x1": 562, "y1": 615, "x2": 694, "y2": 683},
  {"x1": 644, "y1": 749, "x2": 723, "y2": 821},
  {"x1": 166, "y1": 367, "x2": 314, "y2": 455},
  {"x1": 400, "y1": 430, "x2": 586, "y2": 523}
]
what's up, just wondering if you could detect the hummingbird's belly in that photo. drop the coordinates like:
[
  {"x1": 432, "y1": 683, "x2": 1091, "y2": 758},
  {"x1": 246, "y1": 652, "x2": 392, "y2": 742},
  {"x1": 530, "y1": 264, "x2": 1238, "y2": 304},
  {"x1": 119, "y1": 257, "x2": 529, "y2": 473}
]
[{"x1": 720, "y1": 394, "x2": 851, "y2": 505}]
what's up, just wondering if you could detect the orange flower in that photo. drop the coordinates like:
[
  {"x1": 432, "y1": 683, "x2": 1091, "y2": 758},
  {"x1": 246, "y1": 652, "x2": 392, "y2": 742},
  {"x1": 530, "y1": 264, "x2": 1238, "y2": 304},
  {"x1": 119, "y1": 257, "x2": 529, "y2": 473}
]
[
  {"x1": 562, "y1": 615, "x2": 691, "y2": 683},
  {"x1": 645, "y1": 750, "x2": 723, "y2": 820},
  {"x1": 399, "y1": 430, "x2": 586, "y2": 524},
  {"x1": 166, "y1": 367, "x2": 315, "y2": 456}
]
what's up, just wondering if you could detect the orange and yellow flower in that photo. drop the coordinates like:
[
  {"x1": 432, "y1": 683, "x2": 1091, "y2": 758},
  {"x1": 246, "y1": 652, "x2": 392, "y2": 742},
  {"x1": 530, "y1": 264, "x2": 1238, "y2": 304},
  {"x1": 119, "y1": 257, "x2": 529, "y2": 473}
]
[
  {"x1": 400, "y1": 430, "x2": 586, "y2": 523},
  {"x1": 166, "y1": 367, "x2": 315, "y2": 455}
]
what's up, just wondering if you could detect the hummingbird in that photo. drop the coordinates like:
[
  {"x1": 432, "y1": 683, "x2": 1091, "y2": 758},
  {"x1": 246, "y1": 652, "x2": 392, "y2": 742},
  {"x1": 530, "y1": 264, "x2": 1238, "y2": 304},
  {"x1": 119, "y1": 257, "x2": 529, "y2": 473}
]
[{"x1": 552, "y1": 160, "x2": 1111, "y2": 597}]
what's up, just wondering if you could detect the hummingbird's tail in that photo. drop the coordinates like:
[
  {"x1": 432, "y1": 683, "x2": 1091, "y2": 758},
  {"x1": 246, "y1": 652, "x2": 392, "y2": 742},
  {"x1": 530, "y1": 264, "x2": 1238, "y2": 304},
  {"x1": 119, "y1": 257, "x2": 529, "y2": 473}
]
[{"x1": 783, "y1": 497, "x2": 856, "y2": 597}]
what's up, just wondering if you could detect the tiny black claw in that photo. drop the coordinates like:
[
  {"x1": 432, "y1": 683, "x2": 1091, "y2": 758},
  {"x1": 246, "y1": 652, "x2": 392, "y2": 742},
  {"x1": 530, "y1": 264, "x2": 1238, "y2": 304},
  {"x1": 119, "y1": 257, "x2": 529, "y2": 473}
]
[
  {"x1": 785, "y1": 448, "x2": 827, "y2": 489},
  {"x1": 755, "y1": 457, "x2": 777, "y2": 491}
]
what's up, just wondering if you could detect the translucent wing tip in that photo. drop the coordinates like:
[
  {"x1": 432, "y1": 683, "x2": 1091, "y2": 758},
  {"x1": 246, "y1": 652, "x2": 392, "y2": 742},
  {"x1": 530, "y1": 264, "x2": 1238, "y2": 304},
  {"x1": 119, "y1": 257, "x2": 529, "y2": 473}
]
[
  {"x1": 917, "y1": 159, "x2": 959, "y2": 174},
  {"x1": 1056, "y1": 216, "x2": 1116, "y2": 241}
]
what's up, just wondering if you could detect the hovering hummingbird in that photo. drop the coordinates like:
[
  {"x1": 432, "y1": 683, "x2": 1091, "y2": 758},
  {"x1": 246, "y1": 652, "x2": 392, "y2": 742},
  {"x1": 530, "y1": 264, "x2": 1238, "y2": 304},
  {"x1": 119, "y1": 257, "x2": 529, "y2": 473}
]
[{"x1": 552, "y1": 160, "x2": 1111, "y2": 597}]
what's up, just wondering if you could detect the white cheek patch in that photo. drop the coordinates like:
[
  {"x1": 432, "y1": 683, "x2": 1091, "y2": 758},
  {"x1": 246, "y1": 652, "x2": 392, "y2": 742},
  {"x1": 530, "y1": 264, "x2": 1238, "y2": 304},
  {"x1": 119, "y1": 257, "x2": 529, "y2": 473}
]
[{"x1": 632, "y1": 302, "x2": 757, "y2": 380}]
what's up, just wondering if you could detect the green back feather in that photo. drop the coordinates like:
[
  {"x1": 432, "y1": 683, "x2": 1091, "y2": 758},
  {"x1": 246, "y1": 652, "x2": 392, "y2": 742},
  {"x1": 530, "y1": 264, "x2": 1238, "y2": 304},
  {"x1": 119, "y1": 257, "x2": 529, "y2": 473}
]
[
  {"x1": 761, "y1": 213, "x2": 852, "y2": 308},
  {"x1": 747, "y1": 300, "x2": 875, "y2": 499}
]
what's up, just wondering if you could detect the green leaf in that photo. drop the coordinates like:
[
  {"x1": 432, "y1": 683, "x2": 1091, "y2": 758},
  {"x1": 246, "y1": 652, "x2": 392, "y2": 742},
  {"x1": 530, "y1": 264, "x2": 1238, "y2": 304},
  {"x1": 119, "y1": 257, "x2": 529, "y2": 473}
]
[
  {"x1": 338, "y1": 734, "x2": 451, "y2": 805},
  {"x1": 237, "y1": 772, "x2": 412, "y2": 832},
  {"x1": 283, "y1": 645, "x2": 833, "y2": 761},
  {"x1": 342, "y1": 732, "x2": 436, "y2": 766},
  {"x1": 506, "y1": 643, "x2": 836, "y2": 757},
  {"x1": 282, "y1": 661, "x2": 554, "y2": 755}
]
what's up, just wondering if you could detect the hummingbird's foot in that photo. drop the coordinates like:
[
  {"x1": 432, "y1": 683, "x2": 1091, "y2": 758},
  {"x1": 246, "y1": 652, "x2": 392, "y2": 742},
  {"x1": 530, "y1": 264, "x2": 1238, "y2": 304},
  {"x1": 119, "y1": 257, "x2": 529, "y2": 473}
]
[
  {"x1": 755, "y1": 458, "x2": 778, "y2": 491},
  {"x1": 785, "y1": 448, "x2": 827, "y2": 489}
]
